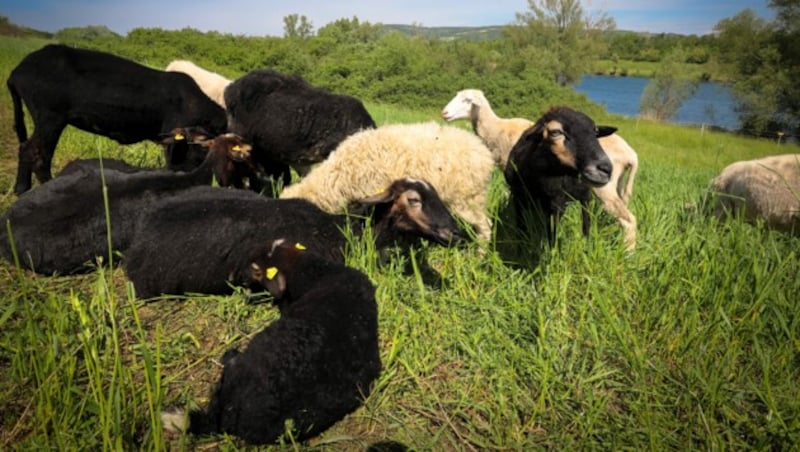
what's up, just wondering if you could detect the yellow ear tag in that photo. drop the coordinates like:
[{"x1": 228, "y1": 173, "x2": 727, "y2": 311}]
[
  {"x1": 265, "y1": 267, "x2": 279, "y2": 280},
  {"x1": 174, "y1": 133, "x2": 185, "y2": 140},
  {"x1": 232, "y1": 145, "x2": 242, "y2": 151},
  {"x1": 294, "y1": 243, "x2": 306, "y2": 250}
]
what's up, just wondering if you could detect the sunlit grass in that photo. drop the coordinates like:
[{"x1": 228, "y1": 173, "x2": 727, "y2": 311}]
[{"x1": 1, "y1": 36, "x2": 799, "y2": 450}]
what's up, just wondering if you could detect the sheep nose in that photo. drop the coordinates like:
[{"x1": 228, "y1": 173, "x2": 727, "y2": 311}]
[
  {"x1": 582, "y1": 159, "x2": 612, "y2": 186},
  {"x1": 598, "y1": 159, "x2": 613, "y2": 178}
]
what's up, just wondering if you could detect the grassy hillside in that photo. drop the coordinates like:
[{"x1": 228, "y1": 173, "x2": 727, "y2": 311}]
[
  {"x1": 1, "y1": 37, "x2": 799, "y2": 450},
  {"x1": 382, "y1": 24, "x2": 505, "y2": 41}
]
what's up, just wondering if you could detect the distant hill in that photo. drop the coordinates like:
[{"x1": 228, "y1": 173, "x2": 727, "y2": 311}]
[
  {"x1": 382, "y1": 24, "x2": 505, "y2": 41},
  {"x1": 0, "y1": 16, "x2": 52, "y2": 38}
]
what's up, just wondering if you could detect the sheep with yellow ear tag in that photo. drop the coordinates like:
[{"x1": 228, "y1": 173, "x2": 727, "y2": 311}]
[{"x1": 163, "y1": 238, "x2": 381, "y2": 445}]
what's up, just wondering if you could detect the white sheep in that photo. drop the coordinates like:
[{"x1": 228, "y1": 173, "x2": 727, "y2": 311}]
[
  {"x1": 165, "y1": 60, "x2": 231, "y2": 108},
  {"x1": 442, "y1": 88, "x2": 638, "y2": 250},
  {"x1": 280, "y1": 121, "x2": 495, "y2": 240},
  {"x1": 708, "y1": 153, "x2": 800, "y2": 235}
]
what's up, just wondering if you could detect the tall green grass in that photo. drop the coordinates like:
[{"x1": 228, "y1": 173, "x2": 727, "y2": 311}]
[{"x1": 1, "y1": 36, "x2": 799, "y2": 450}]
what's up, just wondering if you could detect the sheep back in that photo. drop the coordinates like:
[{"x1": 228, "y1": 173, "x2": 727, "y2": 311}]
[
  {"x1": 123, "y1": 187, "x2": 350, "y2": 298},
  {"x1": 710, "y1": 154, "x2": 800, "y2": 234},
  {"x1": 224, "y1": 69, "x2": 376, "y2": 167},
  {"x1": 280, "y1": 121, "x2": 495, "y2": 239}
]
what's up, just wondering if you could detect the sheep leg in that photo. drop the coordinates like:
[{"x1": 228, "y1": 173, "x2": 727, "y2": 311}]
[
  {"x1": 594, "y1": 184, "x2": 637, "y2": 251},
  {"x1": 15, "y1": 119, "x2": 65, "y2": 194}
]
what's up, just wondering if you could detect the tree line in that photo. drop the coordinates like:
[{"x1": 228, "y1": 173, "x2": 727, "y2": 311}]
[{"x1": 5, "y1": 0, "x2": 797, "y2": 138}]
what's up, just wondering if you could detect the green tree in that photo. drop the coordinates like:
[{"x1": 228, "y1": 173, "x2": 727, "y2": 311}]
[
  {"x1": 714, "y1": 9, "x2": 788, "y2": 135},
  {"x1": 506, "y1": 0, "x2": 615, "y2": 86},
  {"x1": 639, "y1": 47, "x2": 698, "y2": 121},
  {"x1": 283, "y1": 14, "x2": 313, "y2": 39},
  {"x1": 316, "y1": 17, "x2": 382, "y2": 45},
  {"x1": 770, "y1": 0, "x2": 800, "y2": 135}
]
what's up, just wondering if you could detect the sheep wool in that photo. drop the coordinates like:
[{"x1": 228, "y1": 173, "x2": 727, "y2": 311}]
[
  {"x1": 709, "y1": 153, "x2": 800, "y2": 235},
  {"x1": 165, "y1": 60, "x2": 231, "y2": 108},
  {"x1": 280, "y1": 121, "x2": 495, "y2": 240}
]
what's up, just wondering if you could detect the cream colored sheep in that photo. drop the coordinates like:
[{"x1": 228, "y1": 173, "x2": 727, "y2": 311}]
[
  {"x1": 442, "y1": 88, "x2": 638, "y2": 249},
  {"x1": 165, "y1": 60, "x2": 231, "y2": 107},
  {"x1": 709, "y1": 154, "x2": 800, "y2": 235},
  {"x1": 280, "y1": 122, "x2": 495, "y2": 240}
]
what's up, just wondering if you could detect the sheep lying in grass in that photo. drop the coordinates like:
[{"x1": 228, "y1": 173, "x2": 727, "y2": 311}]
[
  {"x1": 442, "y1": 89, "x2": 638, "y2": 249},
  {"x1": 124, "y1": 178, "x2": 462, "y2": 298},
  {"x1": 0, "y1": 134, "x2": 253, "y2": 275},
  {"x1": 165, "y1": 60, "x2": 231, "y2": 107},
  {"x1": 162, "y1": 238, "x2": 381, "y2": 445},
  {"x1": 504, "y1": 106, "x2": 614, "y2": 246},
  {"x1": 707, "y1": 153, "x2": 800, "y2": 235},
  {"x1": 280, "y1": 121, "x2": 495, "y2": 240}
]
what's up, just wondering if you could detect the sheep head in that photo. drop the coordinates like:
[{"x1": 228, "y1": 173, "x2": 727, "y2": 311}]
[
  {"x1": 509, "y1": 106, "x2": 614, "y2": 186},
  {"x1": 350, "y1": 178, "x2": 464, "y2": 247},
  {"x1": 201, "y1": 133, "x2": 256, "y2": 188},
  {"x1": 247, "y1": 238, "x2": 307, "y2": 300},
  {"x1": 159, "y1": 126, "x2": 213, "y2": 172},
  {"x1": 441, "y1": 89, "x2": 487, "y2": 122}
]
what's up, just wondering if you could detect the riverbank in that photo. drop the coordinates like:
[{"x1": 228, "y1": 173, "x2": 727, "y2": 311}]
[
  {"x1": 590, "y1": 59, "x2": 726, "y2": 82},
  {"x1": 575, "y1": 74, "x2": 739, "y2": 131}
]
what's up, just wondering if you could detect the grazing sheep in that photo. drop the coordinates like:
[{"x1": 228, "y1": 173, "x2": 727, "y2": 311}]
[
  {"x1": 224, "y1": 69, "x2": 376, "y2": 186},
  {"x1": 280, "y1": 122, "x2": 495, "y2": 240},
  {"x1": 162, "y1": 239, "x2": 381, "y2": 445},
  {"x1": 442, "y1": 88, "x2": 638, "y2": 249},
  {"x1": 165, "y1": 60, "x2": 231, "y2": 108},
  {"x1": 504, "y1": 106, "x2": 614, "y2": 246},
  {"x1": 124, "y1": 178, "x2": 462, "y2": 298},
  {"x1": 7, "y1": 44, "x2": 227, "y2": 194},
  {"x1": 0, "y1": 134, "x2": 252, "y2": 275},
  {"x1": 708, "y1": 154, "x2": 800, "y2": 235}
]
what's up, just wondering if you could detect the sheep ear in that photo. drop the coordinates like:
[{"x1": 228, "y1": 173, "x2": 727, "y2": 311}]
[
  {"x1": 158, "y1": 130, "x2": 183, "y2": 145},
  {"x1": 263, "y1": 267, "x2": 287, "y2": 298},
  {"x1": 356, "y1": 188, "x2": 396, "y2": 206},
  {"x1": 228, "y1": 142, "x2": 252, "y2": 162},
  {"x1": 522, "y1": 123, "x2": 544, "y2": 143},
  {"x1": 596, "y1": 125, "x2": 617, "y2": 137}
]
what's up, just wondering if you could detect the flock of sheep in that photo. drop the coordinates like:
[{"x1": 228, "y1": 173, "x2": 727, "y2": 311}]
[{"x1": 3, "y1": 44, "x2": 799, "y2": 446}]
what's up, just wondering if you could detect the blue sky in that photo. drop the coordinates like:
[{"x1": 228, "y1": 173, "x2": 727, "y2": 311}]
[{"x1": 2, "y1": 0, "x2": 774, "y2": 37}]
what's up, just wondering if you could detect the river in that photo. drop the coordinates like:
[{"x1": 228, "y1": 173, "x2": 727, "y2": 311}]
[{"x1": 574, "y1": 74, "x2": 740, "y2": 131}]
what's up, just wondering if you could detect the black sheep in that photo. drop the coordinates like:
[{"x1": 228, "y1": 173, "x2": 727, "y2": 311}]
[
  {"x1": 7, "y1": 44, "x2": 227, "y2": 194},
  {"x1": 59, "y1": 129, "x2": 264, "y2": 190},
  {"x1": 55, "y1": 128, "x2": 211, "y2": 177},
  {"x1": 0, "y1": 134, "x2": 253, "y2": 275},
  {"x1": 504, "y1": 106, "x2": 615, "y2": 244},
  {"x1": 224, "y1": 69, "x2": 376, "y2": 189},
  {"x1": 123, "y1": 178, "x2": 461, "y2": 298},
  {"x1": 57, "y1": 157, "x2": 147, "y2": 177},
  {"x1": 158, "y1": 126, "x2": 215, "y2": 172},
  {"x1": 162, "y1": 238, "x2": 381, "y2": 445}
]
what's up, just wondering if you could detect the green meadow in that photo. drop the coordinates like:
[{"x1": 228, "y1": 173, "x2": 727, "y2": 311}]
[{"x1": 0, "y1": 37, "x2": 798, "y2": 450}]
